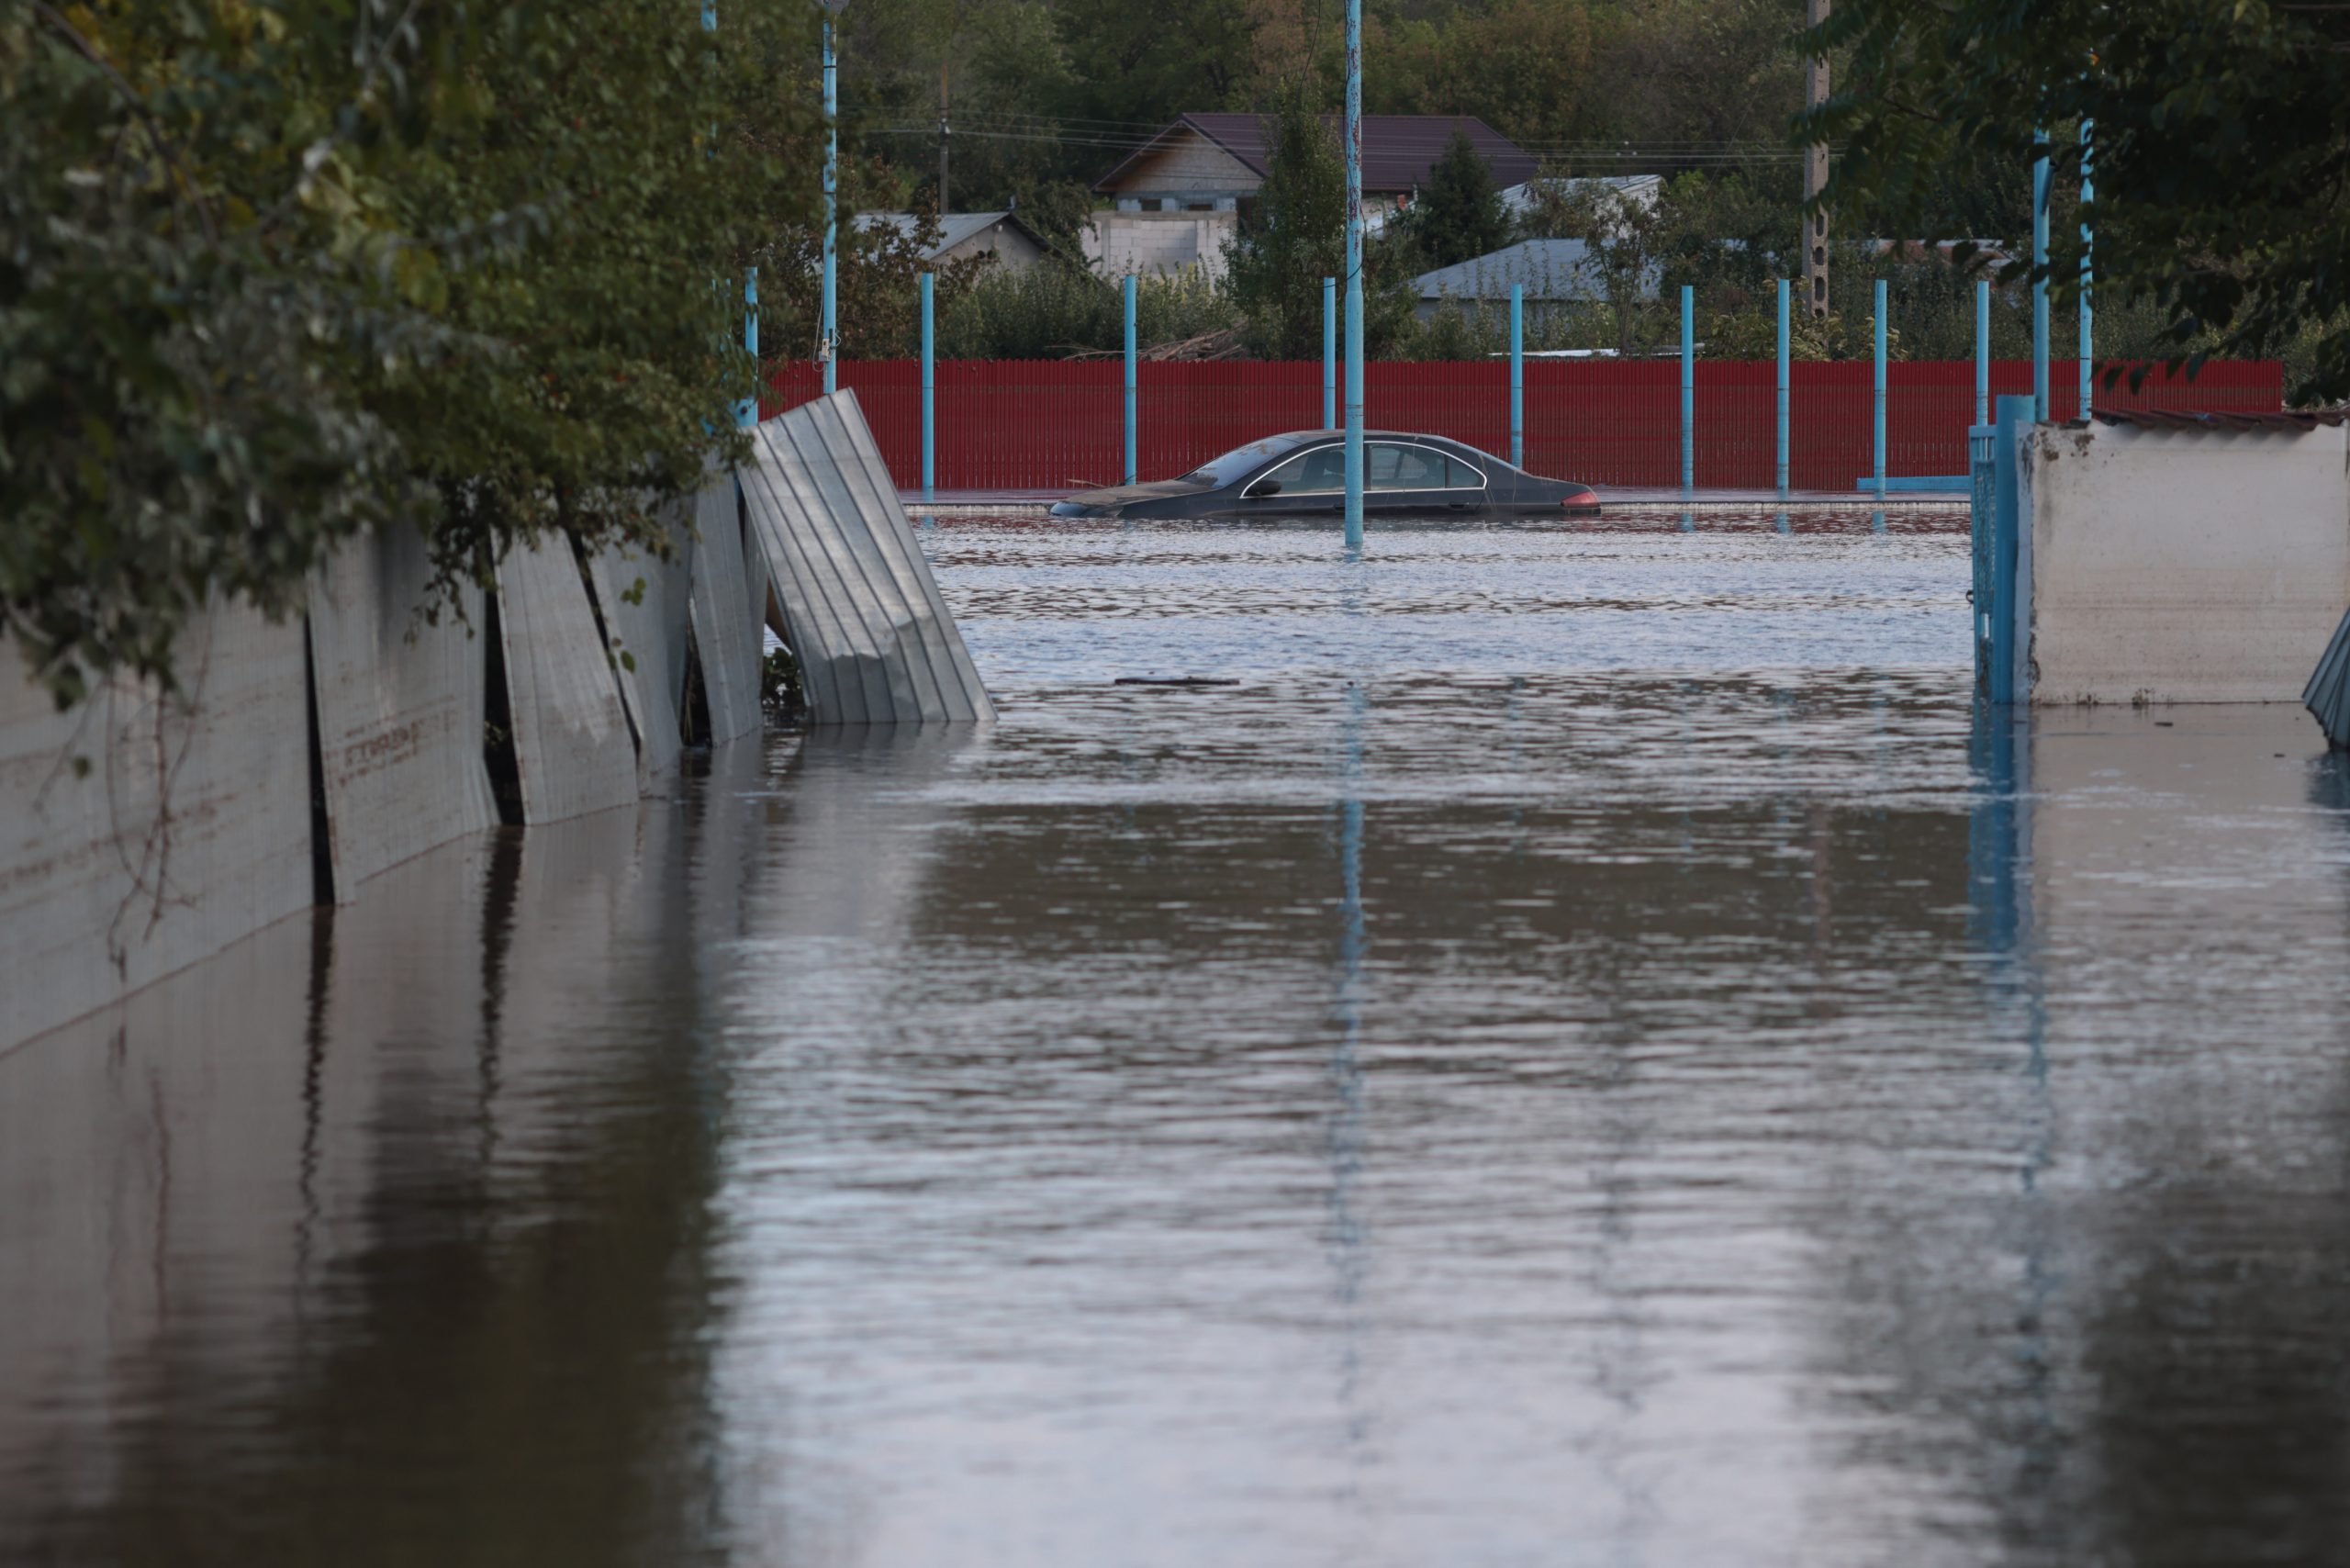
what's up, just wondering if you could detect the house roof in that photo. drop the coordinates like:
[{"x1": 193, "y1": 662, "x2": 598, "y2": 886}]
[
  {"x1": 1094, "y1": 113, "x2": 1537, "y2": 196},
  {"x1": 1412, "y1": 239, "x2": 1616, "y2": 302},
  {"x1": 1499, "y1": 174, "x2": 1662, "y2": 213},
  {"x1": 853, "y1": 210, "x2": 1045, "y2": 258}
]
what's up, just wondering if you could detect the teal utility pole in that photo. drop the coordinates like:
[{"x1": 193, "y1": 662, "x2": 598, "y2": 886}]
[
  {"x1": 1679, "y1": 285, "x2": 1694, "y2": 494},
  {"x1": 2031, "y1": 128, "x2": 2049, "y2": 420},
  {"x1": 1975, "y1": 278, "x2": 1990, "y2": 427},
  {"x1": 1123, "y1": 274, "x2": 1137, "y2": 485},
  {"x1": 2078, "y1": 118, "x2": 2093, "y2": 418},
  {"x1": 822, "y1": 7, "x2": 840, "y2": 393},
  {"x1": 1323, "y1": 277, "x2": 1336, "y2": 430},
  {"x1": 741, "y1": 268, "x2": 758, "y2": 428},
  {"x1": 920, "y1": 271, "x2": 934, "y2": 499},
  {"x1": 1873, "y1": 278, "x2": 1888, "y2": 500},
  {"x1": 1343, "y1": 0, "x2": 1365, "y2": 547},
  {"x1": 1774, "y1": 277, "x2": 1789, "y2": 498},
  {"x1": 1509, "y1": 283, "x2": 1524, "y2": 469}
]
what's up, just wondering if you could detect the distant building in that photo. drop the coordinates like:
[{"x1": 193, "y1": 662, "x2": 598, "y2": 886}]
[
  {"x1": 1082, "y1": 210, "x2": 1237, "y2": 282},
  {"x1": 1094, "y1": 113, "x2": 1537, "y2": 216},
  {"x1": 1411, "y1": 238, "x2": 1654, "y2": 324},
  {"x1": 854, "y1": 210, "x2": 1050, "y2": 271},
  {"x1": 1499, "y1": 174, "x2": 1663, "y2": 226}
]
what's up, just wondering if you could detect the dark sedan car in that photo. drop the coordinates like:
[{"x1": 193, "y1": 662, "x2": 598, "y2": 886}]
[{"x1": 1048, "y1": 431, "x2": 1600, "y2": 521}]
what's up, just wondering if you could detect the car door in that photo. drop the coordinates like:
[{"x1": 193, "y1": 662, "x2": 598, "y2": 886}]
[
  {"x1": 1365, "y1": 442, "x2": 1454, "y2": 513},
  {"x1": 1235, "y1": 443, "x2": 1344, "y2": 517}
]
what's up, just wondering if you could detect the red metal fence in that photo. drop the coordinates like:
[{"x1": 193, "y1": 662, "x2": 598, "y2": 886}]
[{"x1": 763, "y1": 358, "x2": 2284, "y2": 493}]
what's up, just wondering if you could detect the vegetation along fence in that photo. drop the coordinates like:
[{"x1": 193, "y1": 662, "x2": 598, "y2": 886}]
[{"x1": 762, "y1": 359, "x2": 2284, "y2": 495}]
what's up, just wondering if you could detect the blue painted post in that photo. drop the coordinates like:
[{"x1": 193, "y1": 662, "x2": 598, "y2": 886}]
[
  {"x1": 920, "y1": 271, "x2": 934, "y2": 499},
  {"x1": 1123, "y1": 274, "x2": 1137, "y2": 485},
  {"x1": 1323, "y1": 277, "x2": 1337, "y2": 430},
  {"x1": 1509, "y1": 283, "x2": 1524, "y2": 469},
  {"x1": 1774, "y1": 277, "x2": 1790, "y2": 498},
  {"x1": 2078, "y1": 118, "x2": 2093, "y2": 418},
  {"x1": 1991, "y1": 394, "x2": 2032, "y2": 704},
  {"x1": 2031, "y1": 129, "x2": 2049, "y2": 420},
  {"x1": 1679, "y1": 285, "x2": 1694, "y2": 494},
  {"x1": 739, "y1": 268, "x2": 758, "y2": 428},
  {"x1": 822, "y1": 16, "x2": 838, "y2": 394},
  {"x1": 1873, "y1": 278, "x2": 1888, "y2": 500},
  {"x1": 1343, "y1": 0, "x2": 1364, "y2": 546},
  {"x1": 1975, "y1": 278, "x2": 1991, "y2": 427}
]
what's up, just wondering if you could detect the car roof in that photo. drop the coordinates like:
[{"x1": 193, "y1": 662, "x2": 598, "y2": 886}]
[{"x1": 1259, "y1": 431, "x2": 1505, "y2": 465}]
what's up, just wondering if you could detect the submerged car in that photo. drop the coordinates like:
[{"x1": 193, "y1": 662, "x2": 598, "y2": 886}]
[{"x1": 1049, "y1": 430, "x2": 1600, "y2": 521}]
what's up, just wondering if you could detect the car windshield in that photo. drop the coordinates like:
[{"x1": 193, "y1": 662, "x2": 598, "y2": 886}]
[{"x1": 1178, "y1": 436, "x2": 1304, "y2": 487}]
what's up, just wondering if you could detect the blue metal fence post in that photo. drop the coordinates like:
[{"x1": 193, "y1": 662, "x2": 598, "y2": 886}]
[
  {"x1": 740, "y1": 268, "x2": 758, "y2": 428},
  {"x1": 2079, "y1": 118, "x2": 2093, "y2": 418},
  {"x1": 1873, "y1": 278, "x2": 1888, "y2": 500},
  {"x1": 1991, "y1": 394, "x2": 2031, "y2": 705},
  {"x1": 1343, "y1": 0, "x2": 1364, "y2": 546},
  {"x1": 1122, "y1": 274, "x2": 1137, "y2": 486},
  {"x1": 1679, "y1": 284, "x2": 1694, "y2": 494},
  {"x1": 1323, "y1": 277, "x2": 1337, "y2": 430},
  {"x1": 822, "y1": 14, "x2": 839, "y2": 394},
  {"x1": 1775, "y1": 277, "x2": 1790, "y2": 498},
  {"x1": 2031, "y1": 128, "x2": 2049, "y2": 420},
  {"x1": 920, "y1": 271, "x2": 935, "y2": 499},
  {"x1": 1509, "y1": 283, "x2": 1524, "y2": 469},
  {"x1": 1975, "y1": 278, "x2": 1991, "y2": 427}
]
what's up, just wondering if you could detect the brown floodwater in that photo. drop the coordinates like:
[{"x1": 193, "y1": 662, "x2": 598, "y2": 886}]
[{"x1": 8, "y1": 511, "x2": 2350, "y2": 1566}]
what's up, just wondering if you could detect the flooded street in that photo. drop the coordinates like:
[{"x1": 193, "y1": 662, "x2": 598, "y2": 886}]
[{"x1": 10, "y1": 512, "x2": 2350, "y2": 1566}]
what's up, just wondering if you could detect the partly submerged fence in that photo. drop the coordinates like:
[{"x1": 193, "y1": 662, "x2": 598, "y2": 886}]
[{"x1": 762, "y1": 358, "x2": 2284, "y2": 494}]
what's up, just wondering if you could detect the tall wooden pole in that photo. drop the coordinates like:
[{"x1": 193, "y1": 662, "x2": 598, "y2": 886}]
[{"x1": 1803, "y1": 0, "x2": 1830, "y2": 319}]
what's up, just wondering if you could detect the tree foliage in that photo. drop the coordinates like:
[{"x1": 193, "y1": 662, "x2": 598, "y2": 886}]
[
  {"x1": 1411, "y1": 131, "x2": 1508, "y2": 270},
  {"x1": 2, "y1": 0, "x2": 820, "y2": 707},
  {"x1": 1805, "y1": 0, "x2": 2350, "y2": 400}
]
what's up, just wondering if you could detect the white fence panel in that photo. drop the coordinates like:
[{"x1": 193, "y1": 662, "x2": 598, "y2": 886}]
[
  {"x1": 308, "y1": 526, "x2": 498, "y2": 894},
  {"x1": 689, "y1": 472, "x2": 765, "y2": 745},
  {"x1": 593, "y1": 518, "x2": 693, "y2": 786},
  {"x1": 497, "y1": 539, "x2": 638, "y2": 823}
]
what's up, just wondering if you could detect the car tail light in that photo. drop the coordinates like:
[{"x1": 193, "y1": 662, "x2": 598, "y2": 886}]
[{"x1": 1562, "y1": 488, "x2": 1599, "y2": 509}]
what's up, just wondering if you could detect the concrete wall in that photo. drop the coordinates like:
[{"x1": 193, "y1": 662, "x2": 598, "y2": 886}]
[
  {"x1": 1082, "y1": 212, "x2": 1235, "y2": 282},
  {"x1": 2026, "y1": 420, "x2": 2350, "y2": 704}
]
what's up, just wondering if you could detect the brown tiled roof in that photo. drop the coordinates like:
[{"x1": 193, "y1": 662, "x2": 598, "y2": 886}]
[
  {"x1": 2089, "y1": 409, "x2": 2344, "y2": 431},
  {"x1": 1094, "y1": 113, "x2": 1538, "y2": 196}
]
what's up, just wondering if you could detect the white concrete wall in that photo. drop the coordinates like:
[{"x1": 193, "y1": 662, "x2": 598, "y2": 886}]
[
  {"x1": 1082, "y1": 212, "x2": 1234, "y2": 283},
  {"x1": 2026, "y1": 420, "x2": 2350, "y2": 704}
]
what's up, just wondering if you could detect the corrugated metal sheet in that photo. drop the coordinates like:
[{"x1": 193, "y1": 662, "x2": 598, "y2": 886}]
[
  {"x1": 308, "y1": 526, "x2": 498, "y2": 896},
  {"x1": 590, "y1": 521, "x2": 691, "y2": 787},
  {"x1": 2092, "y1": 409, "x2": 2345, "y2": 431},
  {"x1": 688, "y1": 470, "x2": 766, "y2": 745},
  {"x1": 2305, "y1": 606, "x2": 2350, "y2": 748},
  {"x1": 742, "y1": 389, "x2": 996, "y2": 725},
  {"x1": 0, "y1": 601, "x2": 314, "y2": 1049},
  {"x1": 496, "y1": 538, "x2": 640, "y2": 823}
]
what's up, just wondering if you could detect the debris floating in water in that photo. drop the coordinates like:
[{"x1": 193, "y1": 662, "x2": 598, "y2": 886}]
[{"x1": 1113, "y1": 676, "x2": 1241, "y2": 688}]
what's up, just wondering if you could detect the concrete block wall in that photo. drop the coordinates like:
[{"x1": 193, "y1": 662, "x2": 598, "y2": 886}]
[{"x1": 2024, "y1": 420, "x2": 2350, "y2": 704}]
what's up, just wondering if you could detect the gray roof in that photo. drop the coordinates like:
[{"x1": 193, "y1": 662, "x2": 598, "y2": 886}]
[
  {"x1": 853, "y1": 210, "x2": 1039, "y2": 257},
  {"x1": 1499, "y1": 174, "x2": 1662, "y2": 213},
  {"x1": 1412, "y1": 240, "x2": 1613, "y2": 303}
]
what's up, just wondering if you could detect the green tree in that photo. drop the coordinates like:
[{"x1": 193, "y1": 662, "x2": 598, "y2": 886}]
[
  {"x1": 2, "y1": 0, "x2": 819, "y2": 708},
  {"x1": 1225, "y1": 94, "x2": 1346, "y2": 358},
  {"x1": 1412, "y1": 130, "x2": 1510, "y2": 270},
  {"x1": 1806, "y1": 0, "x2": 2350, "y2": 398}
]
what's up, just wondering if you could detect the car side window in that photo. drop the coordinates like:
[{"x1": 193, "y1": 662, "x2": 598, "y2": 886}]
[
  {"x1": 1255, "y1": 445, "x2": 1344, "y2": 494},
  {"x1": 1445, "y1": 454, "x2": 1485, "y2": 489},
  {"x1": 1368, "y1": 442, "x2": 1448, "y2": 490}
]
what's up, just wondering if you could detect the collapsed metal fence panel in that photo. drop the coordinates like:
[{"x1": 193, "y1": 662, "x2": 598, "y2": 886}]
[
  {"x1": 496, "y1": 538, "x2": 640, "y2": 824},
  {"x1": 688, "y1": 468, "x2": 766, "y2": 745},
  {"x1": 0, "y1": 604, "x2": 314, "y2": 1049},
  {"x1": 308, "y1": 526, "x2": 499, "y2": 897},
  {"x1": 591, "y1": 522, "x2": 692, "y2": 788},
  {"x1": 742, "y1": 389, "x2": 995, "y2": 725}
]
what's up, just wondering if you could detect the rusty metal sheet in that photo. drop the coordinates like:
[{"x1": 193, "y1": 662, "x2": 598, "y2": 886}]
[
  {"x1": 688, "y1": 471, "x2": 765, "y2": 745},
  {"x1": 0, "y1": 599, "x2": 314, "y2": 1050},
  {"x1": 742, "y1": 390, "x2": 995, "y2": 725},
  {"x1": 497, "y1": 538, "x2": 639, "y2": 823},
  {"x1": 308, "y1": 526, "x2": 498, "y2": 897},
  {"x1": 590, "y1": 517, "x2": 692, "y2": 789}
]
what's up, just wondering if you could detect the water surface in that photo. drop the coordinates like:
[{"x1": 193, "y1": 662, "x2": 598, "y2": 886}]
[{"x1": 8, "y1": 512, "x2": 2350, "y2": 1567}]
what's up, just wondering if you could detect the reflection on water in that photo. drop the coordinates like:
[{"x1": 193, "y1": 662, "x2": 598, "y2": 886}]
[{"x1": 8, "y1": 516, "x2": 2350, "y2": 1565}]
